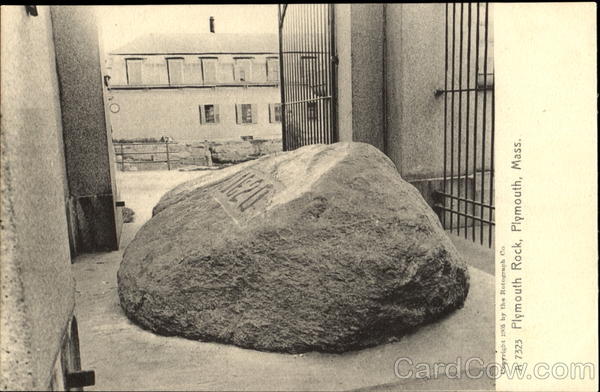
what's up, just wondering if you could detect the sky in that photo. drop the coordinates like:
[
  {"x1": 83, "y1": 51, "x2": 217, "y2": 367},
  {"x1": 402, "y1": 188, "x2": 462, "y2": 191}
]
[{"x1": 95, "y1": 5, "x2": 279, "y2": 53}]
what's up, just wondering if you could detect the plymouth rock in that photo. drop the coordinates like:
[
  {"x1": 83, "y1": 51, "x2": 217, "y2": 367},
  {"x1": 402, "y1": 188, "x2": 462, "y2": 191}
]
[{"x1": 118, "y1": 142, "x2": 469, "y2": 353}]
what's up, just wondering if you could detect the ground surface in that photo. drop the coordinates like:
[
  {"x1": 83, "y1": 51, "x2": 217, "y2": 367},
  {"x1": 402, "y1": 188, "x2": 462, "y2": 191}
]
[{"x1": 73, "y1": 170, "x2": 495, "y2": 391}]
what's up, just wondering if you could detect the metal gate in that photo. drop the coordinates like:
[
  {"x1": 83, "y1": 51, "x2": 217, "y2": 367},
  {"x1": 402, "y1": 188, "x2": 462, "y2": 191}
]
[
  {"x1": 434, "y1": 3, "x2": 495, "y2": 247},
  {"x1": 278, "y1": 4, "x2": 338, "y2": 151}
]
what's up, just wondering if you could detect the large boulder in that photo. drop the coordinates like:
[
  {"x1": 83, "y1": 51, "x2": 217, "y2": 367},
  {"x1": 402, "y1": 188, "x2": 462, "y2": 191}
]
[{"x1": 118, "y1": 142, "x2": 469, "y2": 353}]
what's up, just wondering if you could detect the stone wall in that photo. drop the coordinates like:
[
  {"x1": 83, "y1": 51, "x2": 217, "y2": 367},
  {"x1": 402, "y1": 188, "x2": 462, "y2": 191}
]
[
  {"x1": 1, "y1": 6, "x2": 75, "y2": 389},
  {"x1": 115, "y1": 139, "x2": 283, "y2": 170},
  {"x1": 209, "y1": 139, "x2": 282, "y2": 164}
]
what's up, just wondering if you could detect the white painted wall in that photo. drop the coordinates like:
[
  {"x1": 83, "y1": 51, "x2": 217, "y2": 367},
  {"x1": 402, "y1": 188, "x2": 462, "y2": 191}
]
[
  {"x1": 108, "y1": 54, "x2": 279, "y2": 86},
  {"x1": 108, "y1": 87, "x2": 282, "y2": 141},
  {"x1": 106, "y1": 52, "x2": 282, "y2": 141}
]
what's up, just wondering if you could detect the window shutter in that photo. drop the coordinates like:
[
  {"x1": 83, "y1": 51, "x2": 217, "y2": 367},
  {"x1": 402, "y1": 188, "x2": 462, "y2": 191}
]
[
  {"x1": 235, "y1": 104, "x2": 242, "y2": 124},
  {"x1": 251, "y1": 104, "x2": 258, "y2": 124},
  {"x1": 234, "y1": 61, "x2": 241, "y2": 82},
  {"x1": 201, "y1": 59, "x2": 218, "y2": 83},
  {"x1": 167, "y1": 58, "x2": 184, "y2": 85},
  {"x1": 187, "y1": 62, "x2": 202, "y2": 84},
  {"x1": 199, "y1": 105, "x2": 204, "y2": 124},
  {"x1": 126, "y1": 59, "x2": 144, "y2": 85},
  {"x1": 155, "y1": 61, "x2": 167, "y2": 84},
  {"x1": 275, "y1": 104, "x2": 281, "y2": 122},
  {"x1": 267, "y1": 59, "x2": 279, "y2": 82},
  {"x1": 214, "y1": 105, "x2": 220, "y2": 124},
  {"x1": 268, "y1": 104, "x2": 274, "y2": 123}
]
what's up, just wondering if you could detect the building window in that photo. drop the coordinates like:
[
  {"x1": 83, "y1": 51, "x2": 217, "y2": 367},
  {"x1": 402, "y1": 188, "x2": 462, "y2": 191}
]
[
  {"x1": 234, "y1": 58, "x2": 253, "y2": 82},
  {"x1": 126, "y1": 58, "x2": 143, "y2": 85},
  {"x1": 199, "y1": 104, "x2": 220, "y2": 124},
  {"x1": 307, "y1": 102, "x2": 318, "y2": 121},
  {"x1": 201, "y1": 58, "x2": 218, "y2": 84},
  {"x1": 167, "y1": 58, "x2": 184, "y2": 85},
  {"x1": 236, "y1": 104, "x2": 257, "y2": 124},
  {"x1": 269, "y1": 103, "x2": 282, "y2": 123},
  {"x1": 267, "y1": 58, "x2": 279, "y2": 82}
]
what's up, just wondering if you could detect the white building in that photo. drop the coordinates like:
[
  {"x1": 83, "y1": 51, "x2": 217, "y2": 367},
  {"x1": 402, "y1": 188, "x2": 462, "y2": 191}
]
[{"x1": 106, "y1": 32, "x2": 281, "y2": 141}]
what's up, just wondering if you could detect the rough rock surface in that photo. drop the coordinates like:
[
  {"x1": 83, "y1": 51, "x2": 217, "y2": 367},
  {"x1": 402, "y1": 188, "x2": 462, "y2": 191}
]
[{"x1": 118, "y1": 142, "x2": 469, "y2": 353}]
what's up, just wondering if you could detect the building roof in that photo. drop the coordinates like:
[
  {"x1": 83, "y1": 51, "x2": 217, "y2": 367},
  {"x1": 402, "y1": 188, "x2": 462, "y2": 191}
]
[{"x1": 110, "y1": 33, "x2": 278, "y2": 55}]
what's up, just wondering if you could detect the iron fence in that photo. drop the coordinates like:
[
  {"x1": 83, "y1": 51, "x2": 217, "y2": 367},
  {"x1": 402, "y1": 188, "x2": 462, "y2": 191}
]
[
  {"x1": 278, "y1": 4, "x2": 338, "y2": 151},
  {"x1": 114, "y1": 141, "x2": 176, "y2": 171},
  {"x1": 434, "y1": 2, "x2": 495, "y2": 247}
]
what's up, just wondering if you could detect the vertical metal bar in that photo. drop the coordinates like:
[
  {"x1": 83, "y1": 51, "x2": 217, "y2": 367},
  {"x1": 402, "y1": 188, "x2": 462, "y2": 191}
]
[
  {"x1": 464, "y1": 3, "x2": 472, "y2": 239},
  {"x1": 442, "y1": 3, "x2": 449, "y2": 229},
  {"x1": 306, "y1": 4, "x2": 317, "y2": 144},
  {"x1": 165, "y1": 141, "x2": 171, "y2": 170},
  {"x1": 298, "y1": 4, "x2": 304, "y2": 148},
  {"x1": 296, "y1": 5, "x2": 301, "y2": 148},
  {"x1": 278, "y1": 5, "x2": 287, "y2": 151},
  {"x1": 472, "y1": 2, "x2": 480, "y2": 242},
  {"x1": 307, "y1": 4, "x2": 314, "y2": 145},
  {"x1": 120, "y1": 143, "x2": 124, "y2": 171},
  {"x1": 314, "y1": 4, "x2": 320, "y2": 145},
  {"x1": 165, "y1": 141, "x2": 171, "y2": 171},
  {"x1": 280, "y1": 5, "x2": 286, "y2": 150},
  {"x1": 291, "y1": 5, "x2": 299, "y2": 150},
  {"x1": 281, "y1": 4, "x2": 287, "y2": 150},
  {"x1": 285, "y1": 5, "x2": 292, "y2": 150},
  {"x1": 303, "y1": 4, "x2": 312, "y2": 146},
  {"x1": 330, "y1": 3, "x2": 338, "y2": 143},
  {"x1": 286, "y1": 5, "x2": 292, "y2": 151},
  {"x1": 457, "y1": 3, "x2": 464, "y2": 235},
  {"x1": 302, "y1": 4, "x2": 308, "y2": 147},
  {"x1": 480, "y1": 2, "x2": 489, "y2": 245},
  {"x1": 315, "y1": 4, "x2": 322, "y2": 144},
  {"x1": 292, "y1": 5, "x2": 299, "y2": 150},
  {"x1": 318, "y1": 3, "x2": 324, "y2": 144},
  {"x1": 323, "y1": 5, "x2": 333, "y2": 143},
  {"x1": 318, "y1": 5, "x2": 323, "y2": 145},
  {"x1": 273, "y1": 4, "x2": 287, "y2": 151},
  {"x1": 449, "y1": 3, "x2": 456, "y2": 232},
  {"x1": 489, "y1": 64, "x2": 495, "y2": 247},
  {"x1": 298, "y1": 4, "x2": 308, "y2": 146},
  {"x1": 298, "y1": 5, "x2": 305, "y2": 148},
  {"x1": 324, "y1": 3, "x2": 331, "y2": 144},
  {"x1": 286, "y1": 5, "x2": 293, "y2": 150}
]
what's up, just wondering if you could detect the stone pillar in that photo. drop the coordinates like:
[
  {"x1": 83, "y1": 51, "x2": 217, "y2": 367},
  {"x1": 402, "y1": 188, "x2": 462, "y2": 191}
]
[
  {"x1": 1, "y1": 6, "x2": 75, "y2": 388},
  {"x1": 334, "y1": 4, "x2": 386, "y2": 153},
  {"x1": 384, "y1": 4, "x2": 447, "y2": 180},
  {"x1": 50, "y1": 6, "x2": 122, "y2": 252}
]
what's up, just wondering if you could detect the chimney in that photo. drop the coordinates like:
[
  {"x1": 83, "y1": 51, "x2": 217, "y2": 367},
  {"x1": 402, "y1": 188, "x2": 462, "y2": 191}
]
[{"x1": 209, "y1": 17, "x2": 215, "y2": 33}]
